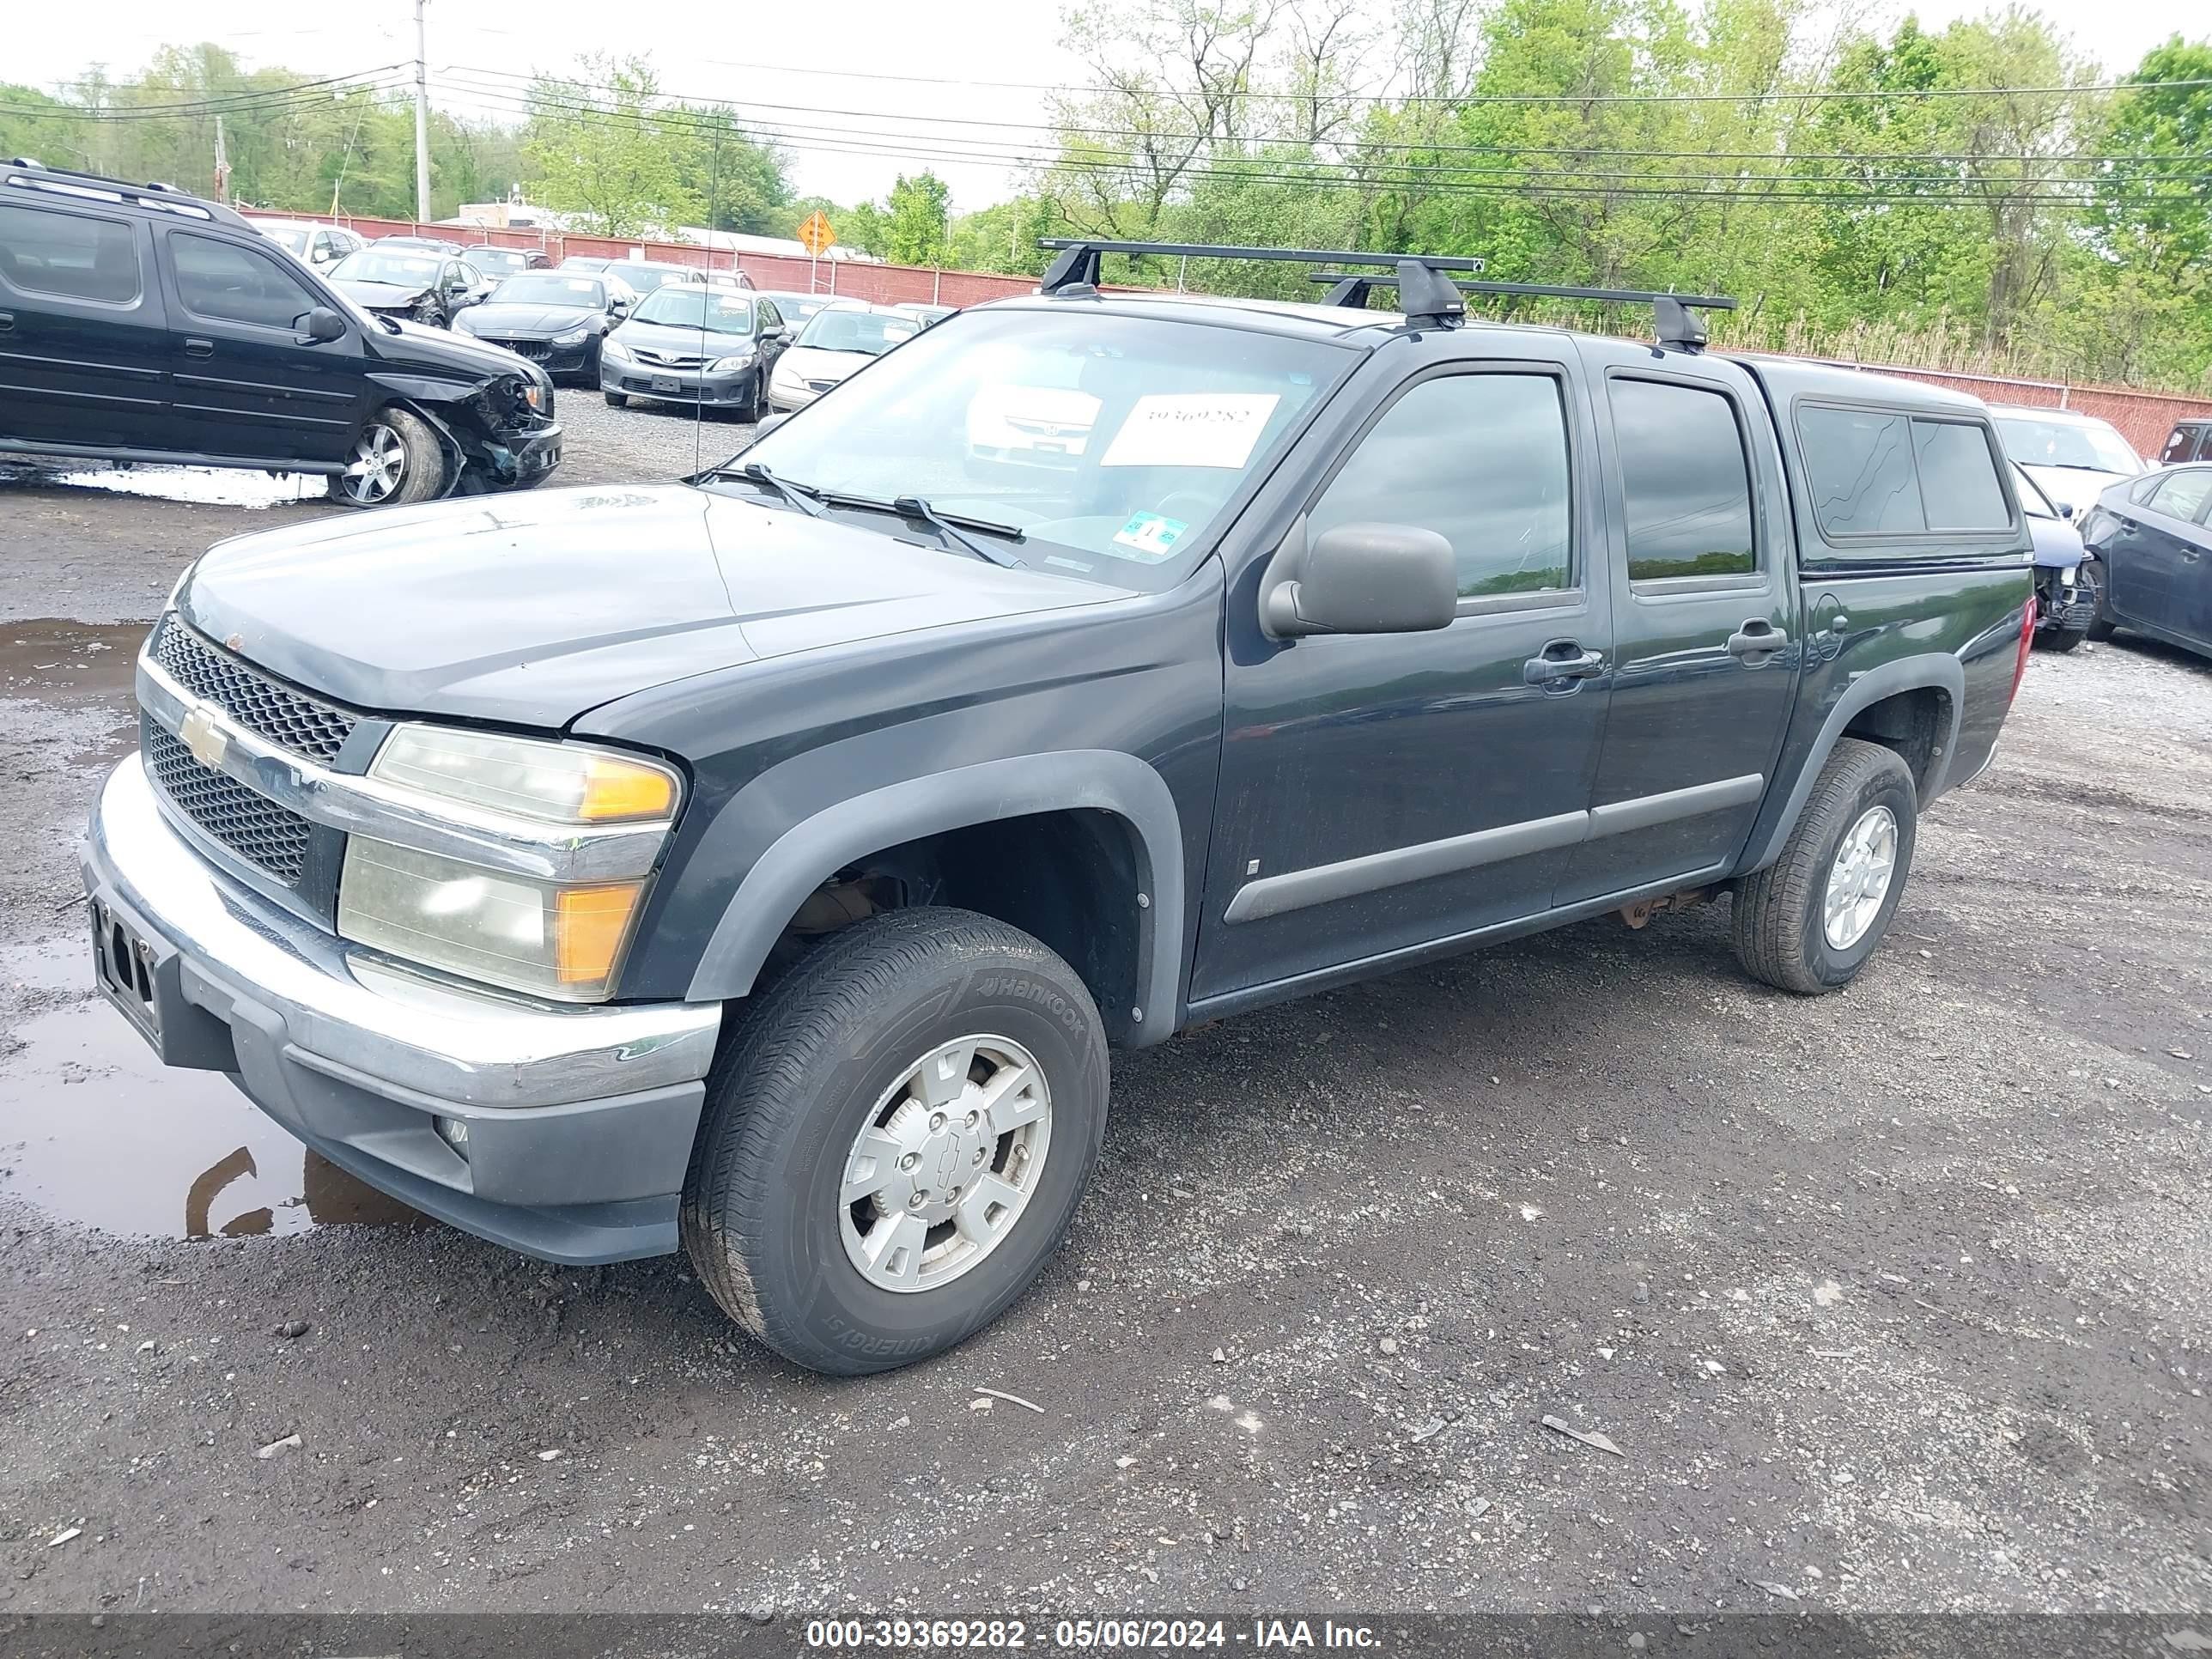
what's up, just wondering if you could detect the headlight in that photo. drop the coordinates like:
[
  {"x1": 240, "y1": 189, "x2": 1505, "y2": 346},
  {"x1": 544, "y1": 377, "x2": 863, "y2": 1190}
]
[
  {"x1": 554, "y1": 325, "x2": 592, "y2": 346},
  {"x1": 338, "y1": 840, "x2": 646, "y2": 1001},
  {"x1": 709, "y1": 350, "x2": 756, "y2": 373},
  {"x1": 601, "y1": 338, "x2": 632, "y2": 362},
  {"x1": 454, "y1": 311, "x2": 479, "y2": 332},
  {"x1": 371, "y1": 726, "x2": 678, "y2": 824},
  {"x1": 335, "y1": 727, "x2": 684, "y2": 1000}
]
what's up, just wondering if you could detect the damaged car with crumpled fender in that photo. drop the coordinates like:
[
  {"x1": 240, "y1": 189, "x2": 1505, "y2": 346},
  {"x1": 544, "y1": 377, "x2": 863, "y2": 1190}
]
[{"x1": 0, "y1": 159, "x2": 560, "y2": 507}]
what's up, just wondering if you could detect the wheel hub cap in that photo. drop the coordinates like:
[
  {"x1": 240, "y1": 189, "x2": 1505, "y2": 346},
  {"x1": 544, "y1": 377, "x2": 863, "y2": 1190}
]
[
  {"x1": 1823, "y1": 805, "x2": 1898, "y2": 951},
  {"x1": 343, "y1": 424, "x2": 406, "y2": 503},
  {"x1": 838, "y1": 1035, "x2": 1051, "y2": 1293}
]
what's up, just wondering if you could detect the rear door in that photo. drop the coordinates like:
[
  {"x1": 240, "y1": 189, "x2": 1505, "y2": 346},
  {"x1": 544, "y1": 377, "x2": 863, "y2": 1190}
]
[
  {"x1": 158, "y1": 227, "x2": 371, "y2": 466},
  {"x1": 1555, "y1": 355, "x2": 1796, "y2": 903},
  {"x1": 0, "y1": 199, "x2": 171, "y2": 452}
]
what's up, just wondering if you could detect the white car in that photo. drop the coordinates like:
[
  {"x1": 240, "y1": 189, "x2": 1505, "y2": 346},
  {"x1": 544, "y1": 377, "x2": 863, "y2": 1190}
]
[
  {"x1": 246, "y1": 217, "x2": 364, "y2": 270},
  {"x1": 1990, "y1": 404, "x2": 2145, "y2": 521},
  {"x1": 764, "y1": 301, "x2": 919, "y2": 414}
]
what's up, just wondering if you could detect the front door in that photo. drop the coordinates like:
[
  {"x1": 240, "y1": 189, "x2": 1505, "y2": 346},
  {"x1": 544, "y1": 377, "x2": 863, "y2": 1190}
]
[
  {"x1": 0, "y1": 201, "x2": 171, "y2": 453},
  {"x1": 1194, "y1": 351, "x2": 1613, "y2": 1001},
  {"x1": 1556, "y1": 362, "x2": 1797, "y2": 903},
  {"x1": 159, "y1": 228, "x2": 368, "y2": 467}
]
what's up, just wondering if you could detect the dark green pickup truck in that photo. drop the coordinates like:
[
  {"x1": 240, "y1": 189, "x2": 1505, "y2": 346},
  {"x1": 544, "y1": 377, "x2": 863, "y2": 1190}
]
[{"x1": 83, "y1": 238, "x2": 2033, "y2": 1374}]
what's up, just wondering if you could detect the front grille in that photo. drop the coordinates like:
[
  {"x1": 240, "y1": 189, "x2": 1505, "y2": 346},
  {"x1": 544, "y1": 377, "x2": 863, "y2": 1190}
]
[
  {"x1": 152, "y1": 618, "x2": 357, "y2": 763},
  {"x1": 143, "y1": 724, "x2": 311, "y2": 884},
  {"x1": 483, "y1": 337, "x2": 551, "y2": 361},
  {"x1": 635, "y1": 348, "x2": 709, "y2": 370}
]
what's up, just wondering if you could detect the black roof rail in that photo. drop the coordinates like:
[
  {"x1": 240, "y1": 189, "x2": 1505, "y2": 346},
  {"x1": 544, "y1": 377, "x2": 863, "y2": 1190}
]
[
  {"x1": 1310, "y1": 270, "x2": 1735, "y2": 354},
  {"x1": 1035, "y1": 239, "x2": 1485, "y2": 328},
  {"x1": 2, "y1": 155, "x2": 249, "y2": 230}
]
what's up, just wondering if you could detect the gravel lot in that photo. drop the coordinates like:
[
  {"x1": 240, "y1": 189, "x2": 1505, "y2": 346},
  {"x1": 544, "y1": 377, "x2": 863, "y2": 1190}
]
[{"x1": 1, "y1": 401, "x2": 2207, "y2": 1620}]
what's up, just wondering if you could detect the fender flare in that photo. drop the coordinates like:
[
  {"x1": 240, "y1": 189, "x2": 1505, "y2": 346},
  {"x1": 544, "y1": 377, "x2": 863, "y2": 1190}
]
[
  {"x1": 1738, "y1": 654, "x2": 1965, "y2": 874},
  {"x1": 684, "y1": 750, "x2": 1187, "y2": 1043}
]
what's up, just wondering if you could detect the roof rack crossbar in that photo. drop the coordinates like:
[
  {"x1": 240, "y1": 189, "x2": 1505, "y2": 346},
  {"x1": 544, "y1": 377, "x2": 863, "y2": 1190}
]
[
  {"x1": 1309, "y1": 271, "x2": 1736, "y2": 353},
  {"x1": 1034, "y1": 238, "x2": 1485, "y2": 327},
  {"x1": 3, "y1": 155, "x2": 246, "y2": 228}
]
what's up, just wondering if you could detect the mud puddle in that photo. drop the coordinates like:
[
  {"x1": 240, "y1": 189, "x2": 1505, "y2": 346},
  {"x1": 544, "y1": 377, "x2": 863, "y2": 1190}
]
[
  {"x1": 0, "y1": 618, "x2": 146, "y2": 767},
  {"x1": 0, "y1": 459, "x2": 322, "y2": 509},
  {"x1": 2, "y1": 939, "x2": 428, "y2": 1241}
]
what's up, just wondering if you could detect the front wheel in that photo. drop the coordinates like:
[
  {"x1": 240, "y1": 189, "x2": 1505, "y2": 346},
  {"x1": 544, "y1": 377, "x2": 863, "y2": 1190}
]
[
  {"x1": 682, "y1": 908, "x2": 1108, "y2": 1376},
  {"x1": 326, "y1": 408, "x2": 445, "y2": 508},
  {"x1": 1731, "y1": 738, "x2": 1917, "y2": 994}
]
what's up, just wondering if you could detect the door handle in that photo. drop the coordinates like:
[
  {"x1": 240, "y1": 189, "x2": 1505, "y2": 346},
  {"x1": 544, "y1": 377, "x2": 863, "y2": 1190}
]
[
  {"x1": 0, "y1": 311, "x2": 14, "y2": 332},
  {"x1": 1725, "y1": 619, "x2": 1789, "y2": 659},
  {"x1": 183, "y1": 337, "x2": 214, "y2": 358},
  {"x1": 1523, "y1": 641, "x2": 1607, "y2": 686}
]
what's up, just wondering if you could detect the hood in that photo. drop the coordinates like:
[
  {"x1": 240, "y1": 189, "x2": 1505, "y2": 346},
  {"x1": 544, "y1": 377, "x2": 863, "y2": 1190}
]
[
  {"x1": 611, "y1": 319, "x2": 755, "y2": 358},
  {"x1": 2019, "y1": 462, "x2": 2134, "y2": 518},
  {"x1": 335, "y1": 278, "x2": 432, "y2": 309},
  {"x1": 365, "y1": 315, "x2": 548, "y2": 383},
  {"x1": 463, "y1": 301, "x2": 604, "y2": 338},
  {"x1": 775, "y1": 344, "x2": 869, "y2": 385},
  {"x1": 176, "y1": 483, "x2": 1121, "y2": 730}
]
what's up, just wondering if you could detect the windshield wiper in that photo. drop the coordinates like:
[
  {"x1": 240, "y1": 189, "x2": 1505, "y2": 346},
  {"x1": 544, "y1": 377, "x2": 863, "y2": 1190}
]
[
  {"x1": 708, "y1": 459, "x2": 826, "y2": 517},
  {"x1": 821, "y1": 492, "x2": 1028, "y2": 568}
]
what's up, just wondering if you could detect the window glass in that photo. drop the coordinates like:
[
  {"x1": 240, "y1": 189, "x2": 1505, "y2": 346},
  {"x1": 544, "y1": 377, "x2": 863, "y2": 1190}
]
[
  {"x1": 173, "y1": 231, "x2": 318, "y2": 328},
  {"x1": 2163, "y1": 429, "x2": 2193, "y2": 465},
  {"x1": 0, "y1": 203, "x2": 140, "y2": 301},
  {"x1": 2149, "y1": 469, "x2": 2212, "y2": 523},
  {"x1": 1799, "y1": 407, "x2": 1923, "y2": 535},
  {"x1": 1912, "y1": 420, "x2": 2012, "y2": 531},
  {"x1": 1610, "y1": 380, "x2": 1755, "y2": 580},
  {"x1": 1307, "y1": 373, "x2": 1573, "y2": 599}
]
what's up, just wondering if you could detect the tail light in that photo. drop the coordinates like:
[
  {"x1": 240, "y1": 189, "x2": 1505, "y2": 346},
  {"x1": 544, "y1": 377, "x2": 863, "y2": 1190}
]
[{"x1": 2007, "y1": 592, "x2": 2036, "y2": 704}]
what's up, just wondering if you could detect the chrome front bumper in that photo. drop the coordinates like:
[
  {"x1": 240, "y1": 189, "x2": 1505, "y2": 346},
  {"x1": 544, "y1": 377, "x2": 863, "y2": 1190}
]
[{"x1": 82, "y1": 757, "x2": 722, "y2": 1261}]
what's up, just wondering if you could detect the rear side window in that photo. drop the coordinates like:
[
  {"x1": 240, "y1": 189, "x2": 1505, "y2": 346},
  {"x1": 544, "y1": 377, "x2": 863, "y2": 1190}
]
[
  {"x1": 173, "y1": 231, "x2": 319, "y2": 330},
  {"x1": 2148, "y1": 470, "x2": 2212, "y2": 523},
  {"x1": 1799, "y1": 408, "x2": 1922, "y2": 534},
  {"x1": 1311, "y1": 371, "x2": 1574, "y2": 599},
  {"x1": 2164, "y1": 428, "x2": 2193, "y2": 465},
  {"x1": 1609, "y1": 379, "x2": 1756, "y2": 580},
  {"x1": 0, "y1": 202, "x2": 140, "y2": 302},
  {"x1": 1912, "y1": 420, "x2": 2010, "y2": 531}
]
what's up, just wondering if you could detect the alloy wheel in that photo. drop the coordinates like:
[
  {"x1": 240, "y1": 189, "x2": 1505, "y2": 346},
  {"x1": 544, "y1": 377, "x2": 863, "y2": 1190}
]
[
  {"x1": 340, "y1": 423, "x2": 408, "y2": 505},
  {"x1": 1823, "y1": 805, "x2": 1899, "y2": 951}
]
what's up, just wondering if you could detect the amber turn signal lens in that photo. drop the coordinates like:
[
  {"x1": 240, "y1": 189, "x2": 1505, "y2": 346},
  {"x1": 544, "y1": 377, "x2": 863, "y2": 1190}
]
[
  {"x1": 554, "y1": 882, "x2": 646, "y2": 986},
  {"x1": 576, "y1": 758, "x2": 678, "y2": 823}
]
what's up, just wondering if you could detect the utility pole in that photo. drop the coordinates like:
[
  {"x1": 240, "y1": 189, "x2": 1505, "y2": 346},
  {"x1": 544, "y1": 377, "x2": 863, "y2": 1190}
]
[
  {"x1": 412, "y1": 0, "x2": 431, "y2": 225},
  {"x1": 212, "y1": 114, "x2": 230, "y2": 204}
]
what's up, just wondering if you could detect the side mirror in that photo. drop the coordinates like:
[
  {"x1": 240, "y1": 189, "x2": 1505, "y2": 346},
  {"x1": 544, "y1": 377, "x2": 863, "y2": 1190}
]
[
  {"x1": 301, "y1": 307, "x2": 346, "y2": 343},
  {"x1": 756, "y1": 411, "x2": 793, "y2": 439},
  {"x1": 1263, "y1": 521, "x2": 1457, "y2": 637}
]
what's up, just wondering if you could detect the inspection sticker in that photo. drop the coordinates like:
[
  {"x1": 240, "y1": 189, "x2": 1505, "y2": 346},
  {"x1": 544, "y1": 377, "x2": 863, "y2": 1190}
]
[
  {"x1": 1112, "y1": 511, "x2": 1189, "y2": 559},
  {"x1": 1100, "y1": 393, "x2": 1281, "y2": 469}
]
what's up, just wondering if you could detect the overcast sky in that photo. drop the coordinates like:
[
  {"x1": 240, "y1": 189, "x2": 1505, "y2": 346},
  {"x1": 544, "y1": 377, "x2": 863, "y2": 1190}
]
[{"x1": 8, "y1": 0, "x2": 2201, "y2": 213}]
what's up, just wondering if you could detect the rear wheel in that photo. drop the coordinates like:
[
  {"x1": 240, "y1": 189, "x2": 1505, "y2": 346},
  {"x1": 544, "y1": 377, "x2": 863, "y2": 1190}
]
[
  {"x1": 326, "y1": 408, "x2": 444, "y2": 508},
  {"x1": 2085, "y1": 564, "x2": 2118, "y2": 642},
  {"x1": 1732, "y1": 738, "x2": 1917, "y2": 994},
  {"x1": 682, "y1": 908, "x2": 1108, "y2": 1376}
]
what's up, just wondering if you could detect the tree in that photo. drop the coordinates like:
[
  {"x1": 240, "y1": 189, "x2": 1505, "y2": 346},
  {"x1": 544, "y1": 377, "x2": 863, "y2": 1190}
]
[
  {"x1": 885, "y1": 170, "x2": 951, "y2": 264},
  {"x1": 522, "y1": 57, "x2": 697, "y2": 236}
]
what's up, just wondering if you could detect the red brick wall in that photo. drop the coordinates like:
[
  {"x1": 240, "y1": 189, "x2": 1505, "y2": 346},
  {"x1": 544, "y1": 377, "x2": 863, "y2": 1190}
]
[{"x1": 262, "y1": 213, "x2": 2212, "y2": 456}]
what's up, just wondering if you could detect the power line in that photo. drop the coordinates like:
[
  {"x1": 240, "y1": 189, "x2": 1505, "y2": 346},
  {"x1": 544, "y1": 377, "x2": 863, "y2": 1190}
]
[
  {"x1": 434, "y1": 80, "x2": 2212, "y2": 203},
  {"x1": 0, "y1": 69, "x2": 410, "y2": 122}
]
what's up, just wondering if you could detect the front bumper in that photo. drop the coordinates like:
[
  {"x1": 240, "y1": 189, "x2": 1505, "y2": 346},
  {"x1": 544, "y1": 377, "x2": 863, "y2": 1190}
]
[
  {"x1": 602, "y1": 361, "x2": 758, "y2": 405},
  {"x1": 82, "y1": 757, "x2": 721, "y2": 1263},
  {"x1": 766, "y1": 380, "x2": 825, "y2": 413}
]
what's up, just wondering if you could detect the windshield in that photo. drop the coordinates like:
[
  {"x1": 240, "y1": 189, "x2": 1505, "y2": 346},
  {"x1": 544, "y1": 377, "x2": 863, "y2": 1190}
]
[
  {"x1": 616, "y1": 265, "x2": 684, "y2": 293},
  {"x1": 632, "y1": 288, "x2": 753, "y2": 333},
  {"x1": 489, "y1": 274, "x2": 606, "y2": 308},
  {"x1": 764, "y1": 293, "x2": 830, "y2": 324},
  {"x1": 331, "y1": 249, "x2": 444, "y2": 288},
  {"x1": 471, "y1": 247, "x2": 529, "y2": 273},
  {"x1": 1998, "y1": 416, "x2": 2142, "y2": 476},
  {"x1": 797, "y1": 308, "x2": 919, "y2": 356},
  {"x1": 721, "y1": 308, "x2": 1353, "y2": 588},
  {"x1": 260, "y1": 225, "x2": 309, "y2": 254}
]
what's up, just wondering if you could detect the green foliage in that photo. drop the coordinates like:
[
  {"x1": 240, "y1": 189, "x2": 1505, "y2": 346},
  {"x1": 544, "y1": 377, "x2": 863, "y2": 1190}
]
[{"x1": 885, "y1": 171, "x2": 952, "y2": 265}]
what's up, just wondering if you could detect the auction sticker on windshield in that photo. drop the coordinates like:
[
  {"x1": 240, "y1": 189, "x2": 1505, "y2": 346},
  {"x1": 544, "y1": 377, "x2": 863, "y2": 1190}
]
[
  {"x1": 1101, "y1": 393, "x2": 1280, "y2": 469},
  {"x1": 1112, "y1": 511, "x2": 1188, "y2": 559}
]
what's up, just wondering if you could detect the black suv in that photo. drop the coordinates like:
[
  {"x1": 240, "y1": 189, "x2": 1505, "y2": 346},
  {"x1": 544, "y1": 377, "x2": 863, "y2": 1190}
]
[{"x1": 0, "y1": 160, "x2": 562, "y2": 506}]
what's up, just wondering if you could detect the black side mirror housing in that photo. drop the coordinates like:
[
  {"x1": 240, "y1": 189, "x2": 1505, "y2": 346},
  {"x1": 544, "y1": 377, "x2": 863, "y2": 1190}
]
[
  {"x1": 1263, "y1": 521, "x2": 1458, "y2": 637},
  {"x1": 301, "y1": 307, "x2": 346, "y2": 343}
]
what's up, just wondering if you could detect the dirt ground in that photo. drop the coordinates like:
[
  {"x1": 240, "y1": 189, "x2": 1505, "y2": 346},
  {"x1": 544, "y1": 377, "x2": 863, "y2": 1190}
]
[{"x1": 1, "y1": 399, "x2": 2207, "y2": 1620}]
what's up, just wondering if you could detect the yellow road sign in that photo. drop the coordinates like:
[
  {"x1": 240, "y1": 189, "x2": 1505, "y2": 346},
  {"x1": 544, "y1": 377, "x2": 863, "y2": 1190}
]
[{"x1": 799, "y1": 210, "x2": 836, "y2": 257}]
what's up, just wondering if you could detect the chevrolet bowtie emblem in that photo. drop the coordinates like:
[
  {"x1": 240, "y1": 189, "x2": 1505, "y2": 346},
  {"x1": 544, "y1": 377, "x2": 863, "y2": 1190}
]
[{"x1": 179, "y1": 704, "x2": 228, "y2": 769}]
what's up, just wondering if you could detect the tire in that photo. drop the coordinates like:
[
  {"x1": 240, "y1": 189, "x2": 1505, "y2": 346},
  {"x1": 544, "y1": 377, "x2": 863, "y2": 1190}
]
[
  {"x1": 604, "y1": 391, "x2": 628, "y2": 408},
  {"x1": 326, "y1": 407, "x2": 445, "y2": 508},
  {"x1": 1731, "y1": 738, "x2": 1917, "y2": 995},
  {"x1": 2085, "y1": 566, "x2": 2118, "y2": 642},
  {"x1": 2039, "y1": 622, "x2": 2087, "y2": 653},
  {"x1": 682, "y1": 907, "x2": 1109, "y2": 1376}
]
